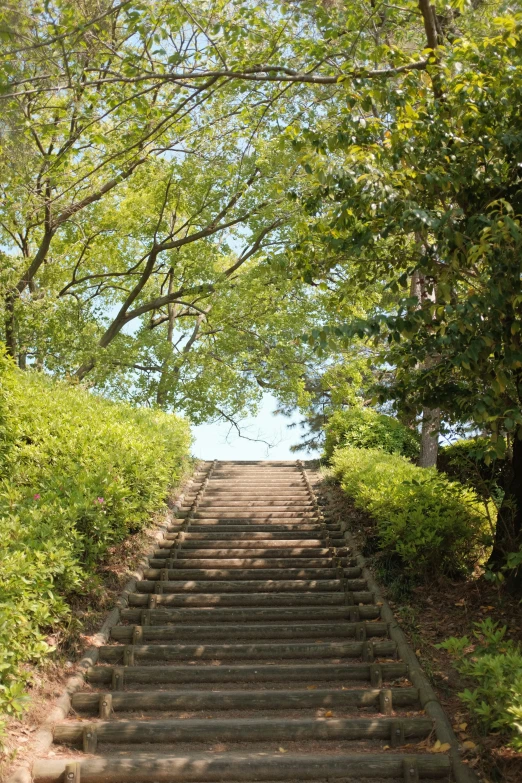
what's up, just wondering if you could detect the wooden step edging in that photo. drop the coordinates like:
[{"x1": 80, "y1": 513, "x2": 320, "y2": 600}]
[
  {"x1": 5, "y1": 462, "x2": 213, "y2": 783},
  {"x1": 33, "y1": 751, "x2": 451, "y2": 782},
  {"x1": 109, "y1": 619, "x2": 390, "y2": 641},
  {"x1": 53, "y1": 715, "x2": 434, "y2": 746},
  {"x1": 300, "y1": 464, "x2": 478, "y2": 783},
  {"x1": 11, "y1": 458, "x2": 473, "y2": 783},
  {"x1": 71, "y1": 685, "x2": 420, "y2": 713},
  {"x1": 97, "y1": 638, "x2": 398, "y2": 662},
  {"x1": 85, "y1": 661, "x2": 410, "y2": 685},
  {"x1": 119, "y1": 604, "x2": 382, "y2": 624}
]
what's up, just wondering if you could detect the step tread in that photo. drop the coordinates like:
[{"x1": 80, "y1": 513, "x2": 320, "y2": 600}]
[{"x1": 32, "y1": 461, "x2": 455, "y2": 783}]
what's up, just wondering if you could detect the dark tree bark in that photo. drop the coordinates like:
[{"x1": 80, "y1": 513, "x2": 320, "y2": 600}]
[{"x1": 488, "y1": 434, "x2": 522, "y2": 588}]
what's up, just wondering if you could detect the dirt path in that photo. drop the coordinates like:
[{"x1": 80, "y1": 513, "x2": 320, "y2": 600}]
[{"x1": 25, "y1": 461, "x2": 471, "y2": 782}]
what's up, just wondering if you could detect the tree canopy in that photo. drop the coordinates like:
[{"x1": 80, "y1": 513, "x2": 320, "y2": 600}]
[{"x1": 1, "y1": 0, "x2": 522, "y2": 567}]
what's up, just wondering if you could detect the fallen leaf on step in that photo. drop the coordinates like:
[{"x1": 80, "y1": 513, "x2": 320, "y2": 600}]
[
  {"x1": 279, "y1": 747, "x2": 287, "y2": 753},
  {"x1": 431, "y1": 741, "x2": 451, "y2": 753},
  {"x1": 462, "y1": 741, "x2": 477, "y2": 750},
  {"x1": 324, "y1": 710, "x2": 333, "y2": 717}
]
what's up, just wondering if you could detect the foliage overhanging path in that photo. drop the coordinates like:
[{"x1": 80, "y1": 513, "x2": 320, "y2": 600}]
[
  {"x1": 26, "y1": 460, "x2": 475, "y2": 783},
  {"x1": 1, "y1": 0, "x2": 490, "y2": 427}
]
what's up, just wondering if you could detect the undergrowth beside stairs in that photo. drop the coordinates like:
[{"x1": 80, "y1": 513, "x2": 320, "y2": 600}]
[
  {"x1": 0, "y1": 349, "x2": 191, "y2": 734},
  {"x1": 330, "y1": 445, "x2": 493, "y2": 579}
]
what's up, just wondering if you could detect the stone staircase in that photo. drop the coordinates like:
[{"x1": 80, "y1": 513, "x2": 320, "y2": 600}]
[{"x1": 32, "y1": 460, "x2": 451, "y2": 782}]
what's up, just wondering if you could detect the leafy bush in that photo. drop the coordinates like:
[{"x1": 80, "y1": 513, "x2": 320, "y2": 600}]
[
  {"x1": 331, "y1": 446, "x2": 489, "y2": 578},
  {"x1": 323, "y1": 408, "x2": 419, "y2": 462},
  {"x1": 0, "y1": 349, "x2": 191, "y2": 722},
  {"x1": 438, "y1": 437, "x2": 505, "y2": 501},
  {"x1": 438, "y1": 619, "x2": 522, "y2": 750}
]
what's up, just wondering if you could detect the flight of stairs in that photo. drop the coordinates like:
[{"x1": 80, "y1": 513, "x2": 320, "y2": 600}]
[{"x1": 32, "y1": 460, "x2": 450, "y2": 782}]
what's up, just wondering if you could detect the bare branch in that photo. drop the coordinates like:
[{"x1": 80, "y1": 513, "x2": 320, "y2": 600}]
[{"x1": 215, "y1": 408, "x2": 274, "y2": 448}]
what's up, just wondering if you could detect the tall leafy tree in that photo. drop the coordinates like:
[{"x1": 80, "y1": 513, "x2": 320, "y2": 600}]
[
  {"x1": 0, "y1": 0, "x2": 445, "y2": 362},
  {"x1": 0, "y1": 0, "x2": 433, "y2": 424},
  {"x1": 290, "y1": 3, "x2": 522, "y2": 574}
]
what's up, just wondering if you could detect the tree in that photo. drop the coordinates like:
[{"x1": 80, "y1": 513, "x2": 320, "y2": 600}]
[
  {"x1": 290, "y1": 4, "x2": 522, "y2": 575},
  {"x1": 276, "y1": 353, "x2": 379, "y2": 454},
  {"x1": 0, "y1": 0, "x2": 441, "y2": 426},
  {"x1": 0, "y1": 0, "x2": 449, "y2": 360}
]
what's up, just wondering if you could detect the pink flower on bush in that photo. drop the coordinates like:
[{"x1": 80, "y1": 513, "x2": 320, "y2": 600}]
[
  {"x1": 94, "y1": 497, "x2": 105, "y2": 505},
  {"x1": 33, "y1": 493, "x2": 41, "y2": 500}
]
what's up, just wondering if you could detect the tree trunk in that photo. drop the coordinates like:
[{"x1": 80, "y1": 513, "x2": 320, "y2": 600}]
[
  {"x1": 4, "y1": 290, "x2": 17, "y2": 360},
  {"x1": 410, "y1": 268, "x2": 440, "y2": 468},
  {"x1": 156, "y1": 272, "x2": 178, "y2": 407},
  {"x1": 488, "y1": 434, "x2": 522, "y2": 587},
  {"x1": 418, "y1": 406, "x2": 440, "y2": 468}
]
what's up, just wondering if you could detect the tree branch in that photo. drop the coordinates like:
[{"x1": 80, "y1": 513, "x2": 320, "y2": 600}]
[{"x1": 215, "y1": 408, "x2": 274, "y2": 448}]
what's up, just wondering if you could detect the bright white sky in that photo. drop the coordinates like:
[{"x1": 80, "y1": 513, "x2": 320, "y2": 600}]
[{"x1": 191, "y1": 393, "x2": 319, "y2": 460}]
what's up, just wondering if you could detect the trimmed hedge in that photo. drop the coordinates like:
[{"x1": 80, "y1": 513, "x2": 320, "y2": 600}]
[
  {"x1": 324, "y1": 408, "x2": 419, "y2": 462},
  {"x1": 0, "y1": 350, "x2": 191, "y2": 722},
  {"x1": 331, "y1": 446, "x2": 490, "y2": 578}
]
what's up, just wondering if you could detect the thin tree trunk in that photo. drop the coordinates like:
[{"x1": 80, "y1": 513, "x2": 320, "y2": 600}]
[
  {"x1": 4, "y1": 290, "x2": 17, "y2": 360},
  {"x1": 156, "y1": 272, "x2": 178, "y2": 407},
  {"x1": 488, "y1": 433, "x2": 522, "y2": 588},
  {"x1": 410, "y1": 269, "x2": 440, "y2": 467},
  {"x1": 419, "y1": 407, "x2": 441, "y2": 468}
]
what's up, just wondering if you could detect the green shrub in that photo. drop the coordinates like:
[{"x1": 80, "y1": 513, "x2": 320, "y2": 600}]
[
  {"x1": 0, "y1": 349, "x2": 191, "y2": 722},
  {"x1": 331, "y1": 446, "x2": 489, "y2": 578},
  {"x1": 438, "y1": 619, "x2": 522, "y2": 750},
  {"x1": 438, "y1": 437, "x2": 505, "y2": 501},
  {"x1": 324, "y1": 408, "x2": 419, "y2": 462}
]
